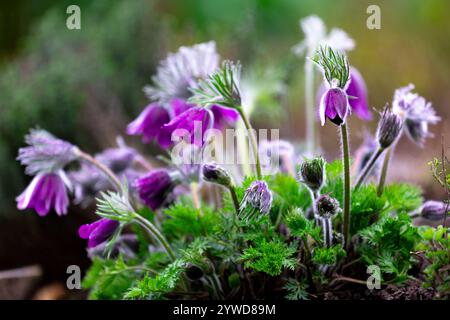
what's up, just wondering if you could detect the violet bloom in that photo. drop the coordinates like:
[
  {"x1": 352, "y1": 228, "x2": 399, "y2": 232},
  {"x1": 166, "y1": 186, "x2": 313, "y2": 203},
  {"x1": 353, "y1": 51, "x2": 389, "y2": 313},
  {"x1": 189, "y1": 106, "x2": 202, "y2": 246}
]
[
  {"x1": 16, "y1": 172, "x2": 71, "y2": 216},
  {"x1": 239, "y1": 180, "x2": 273, "y2": 221},
  {"x1": 420, "y1": 200, "x2": 449, "y2": 221},
  {"x1": 319, "y1": 86, "x2": 350, "y2": 126},
  {"x1": 17, "y1": 129, "x2": 78, "y2": 175},
  {"x1": 346, "y1": 68, "x2": 371, "y2": 120},
  {"x1": 158, "y1": 107, "x2": 213, "y2": 149},
  {"x1": 135, "y1": 169, "x2": 178, "y2": 210},
  {"x1": 392, "y1": 84, "x2": 440, "y2": 147},
  {"x1": 126, "y1": 103, "x2": 170, "y2": 144},
  {"x1": 79, "y1": 218, "x2": 119, "y2": 248},
  {"x1": 316, "y1": 67, "x2": 370, "y2": 122}
]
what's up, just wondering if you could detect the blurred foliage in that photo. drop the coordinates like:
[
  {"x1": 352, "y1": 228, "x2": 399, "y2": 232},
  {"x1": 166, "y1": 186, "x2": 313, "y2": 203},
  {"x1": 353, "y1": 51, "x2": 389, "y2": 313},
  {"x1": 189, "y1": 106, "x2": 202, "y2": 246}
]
[{"x1": 1, "y1": 0, "x2": 450, "y2": 217}]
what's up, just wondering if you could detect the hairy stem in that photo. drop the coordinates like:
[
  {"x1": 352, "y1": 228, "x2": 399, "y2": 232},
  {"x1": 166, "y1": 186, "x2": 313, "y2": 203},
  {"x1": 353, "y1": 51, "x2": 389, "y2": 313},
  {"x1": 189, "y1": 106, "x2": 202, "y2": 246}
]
[
  {"x1": 377, "y1": 147, "x2": 392, "y2": 197},
  {"x1": 237, "y1": 107, "x2": 262, "y2": 179},
  {"x1": 354, "y1": 147, "x2": 385, "y2": 190},
  {"x1": 190, "y1": 182, "x2": 201, "y2": 211},
  {"x1": 340, "y1": 124, "x2": 351, "y2": 248},
  {"x1": 134, "y1": 214, "x2": 176, "y2": 261},
  {"x1": 228, "y1": 185, "x2": 240, "y2": 215},
  {"x1": 76, "y1": 149, "x2": 122, "y2": 192}
]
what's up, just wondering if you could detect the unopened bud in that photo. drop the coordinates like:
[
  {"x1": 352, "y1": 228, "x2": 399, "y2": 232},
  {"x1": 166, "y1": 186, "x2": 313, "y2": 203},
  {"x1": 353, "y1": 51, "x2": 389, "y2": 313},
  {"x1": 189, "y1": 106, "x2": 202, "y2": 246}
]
[
  {"x1": 315, "y1": 194, "x2": 340, "y2": 218},
  {"x1": 185, "y1": 264, "x2": 204, "y2": 281},
  {"x1": 202, "y1": 163, "x2": 232, "y2": 187},
  {"x1": 299, "y1": 157, "x2": 326, "y2": 193},
  {"x1": 376, "y1": 106, "x2": 403, "y2": 149},
  {"x1": 421, "y1": 200, "x2": 449, "y2": 221}
]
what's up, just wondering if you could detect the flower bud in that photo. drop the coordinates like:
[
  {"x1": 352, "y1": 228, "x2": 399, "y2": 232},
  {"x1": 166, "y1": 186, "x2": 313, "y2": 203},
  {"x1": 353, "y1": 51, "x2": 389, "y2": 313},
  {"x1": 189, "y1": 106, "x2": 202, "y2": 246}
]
[
  {"x1": 239, "y1": 180, "x2": 273, "y2": 221},
  {"x1": 202, "y1": 163, "x2": 232, "y2": 187},
  {"x1": 376, "y1": 107, "x2": 403, "y2": 149},
  {"x1": 299, "y1": 156, "x2": 326, "y2": 193},
  {"x1": 421, "y1": 200, "x2": 449, "y2": 221},
  {"x1": 319, "y1": 87, "x2": 350, "y2": 126},
  {"x1": 315, "y1": 194, "x2": 340, "y2": 218}
]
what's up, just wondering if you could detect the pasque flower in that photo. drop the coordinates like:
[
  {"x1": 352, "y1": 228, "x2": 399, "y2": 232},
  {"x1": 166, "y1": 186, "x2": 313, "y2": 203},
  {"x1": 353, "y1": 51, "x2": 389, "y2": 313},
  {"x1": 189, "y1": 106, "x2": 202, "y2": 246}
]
[
  {"x1": 79, "y1": 218, "x2": 120, "y2": 248},
  {"x1": 239, "y1": 180, "x2": 273, "y2": 221},
  {"x1": 392, "y1": 84, "x2": 440, "y2": 147},
  {"x1": 16, "y1": 129, "x2": 77, "y2": 216},
  {"x1": 202, "y1": 163, "x2": 233, "y2": 188},
  {"x1": 144, "y1": 41, "x2": 220, "y2": 103},
  {"x1": 420, "y1": 200, "x2": 449, "y2": 221},
  {"x1": 16, "y1": 172, "x2": 71, "y2": 216},
  {"x1": 299, "y1": 156, "x2": 326, "y2": 195},
  {"x1": 315, "y1": 194, "x2": 340, "y2": 248},
  {"x1": 17, "y1": 129, "x2": 78, "y2": 175},
  {"x1": 135, "y1": 169, "x2": 179, "y2": 210},
  {"x1": 314, "y1": 47, "x2": 351, "y2": 126}
]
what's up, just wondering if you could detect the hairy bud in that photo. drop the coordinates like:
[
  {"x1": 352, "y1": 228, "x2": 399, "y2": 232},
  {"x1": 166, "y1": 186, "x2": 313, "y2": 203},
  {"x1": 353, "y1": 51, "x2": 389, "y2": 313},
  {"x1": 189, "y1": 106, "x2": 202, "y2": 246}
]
[
  {"x1": 376, "y1": 106, "x2": 403, "y2": 149},
  {"x1": 299, "y1": 156, "x2": 326, "y2": 193},
  {"x1": 202, "y1": 163, "x2": 232, "y2": 187}
]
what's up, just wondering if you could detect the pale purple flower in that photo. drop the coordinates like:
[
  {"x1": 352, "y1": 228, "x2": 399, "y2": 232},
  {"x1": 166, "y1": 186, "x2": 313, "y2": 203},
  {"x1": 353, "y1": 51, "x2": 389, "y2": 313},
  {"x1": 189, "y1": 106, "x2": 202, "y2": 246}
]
[
  {"x1": 239, "y1": 180, "x2": 273, "y2": 221},
  {"x1": 17, "y1": 129, "x2": 77, "y2": 175},
  {"x1": 317, "y1": 67, "x2": 369, "y2": 122},
  {"x1": 16, "y1": 172, "x2": 71, "y2": 216},
  {"x1": 79, "y1": 218, "x2": 120, "y2": 248},
  {"x1": 392, "y1": 84, "x2": 440, "y2": 146},
  {"x1": 135, "y1": 169, "x2": 178, "y2": 210},
  {"x1": 319, "y1": 87, "x2": 350, "y2": 126},
  {"x1": 421, "y1": 200, "x2": 449, "y2": 221},
  {"x1": 144, "y1": 41, "x2": 219, "y2": 103},
  {"x1": 95, "y1": 146, "x2": 136, "y2": 174}
]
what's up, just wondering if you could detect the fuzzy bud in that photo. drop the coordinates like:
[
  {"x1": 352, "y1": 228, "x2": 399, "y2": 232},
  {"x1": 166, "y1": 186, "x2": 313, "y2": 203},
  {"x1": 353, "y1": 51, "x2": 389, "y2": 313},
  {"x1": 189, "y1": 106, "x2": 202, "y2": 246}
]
[
  {"x1": 421, "y1": 200, "x2": 449, "y2": 221},
  {"x1": 315, "y1": 194, "x2": 340, "y2": 218},
  {"x1": 202, "y1": 163, "x2": 232, "y2": 188},
  {"x1": 376, "y1": 107, "x2": 403, "y2": 149},
  {"x1": 299, "y1": 157, "x2": 326, "y2": 193}
]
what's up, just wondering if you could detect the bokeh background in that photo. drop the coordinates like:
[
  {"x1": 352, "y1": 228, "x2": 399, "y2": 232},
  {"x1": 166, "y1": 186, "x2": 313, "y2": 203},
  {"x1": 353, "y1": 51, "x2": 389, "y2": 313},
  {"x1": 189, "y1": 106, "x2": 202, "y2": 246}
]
[{"x1": 0, "y1": 0, "x2": 448, "y2": 298}]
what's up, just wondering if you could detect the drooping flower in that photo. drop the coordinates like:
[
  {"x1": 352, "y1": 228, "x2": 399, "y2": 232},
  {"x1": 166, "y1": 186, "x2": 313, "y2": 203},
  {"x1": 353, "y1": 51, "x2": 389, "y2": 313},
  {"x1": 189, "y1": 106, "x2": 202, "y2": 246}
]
[
  {"x1": 239, "y1": 180, "x2": 273, "y2": 221},
  {"x1": 87, "y1": 234, "x2": 139, "y2": 260},
  {"x1": 16, "y1": 172, "x2": 71, "y2": 216},
  {"x1": 79, "y1": 218, "x2": 120, "y2": 248},
  {"x1": 319, "y1": 87, "x2": 350, "y2": 126},
  {"x1": 17, "y1": 129, "x2": 78, "y2": 175},
  {"x1": 392, "y1": 84, "x2": 440, "y2": 147},
  {"x1": 144, "y1": 41, "x2": 220, "y2": 103},
  {"x1": 259, "y1": 140, "x2": 295, "y2": 175},
  {"x1": 135, "y1": 169, "x2": 179, "y2": 210},
  {"x1": 293, "y1": 15, "x2": 355, "y2": 57},
  {"x1": 316, "y1": 67, "x2": 371, "y2": 122},
  {"x1": 376, "y1": 106, "x2": 403, "y2": 149}
]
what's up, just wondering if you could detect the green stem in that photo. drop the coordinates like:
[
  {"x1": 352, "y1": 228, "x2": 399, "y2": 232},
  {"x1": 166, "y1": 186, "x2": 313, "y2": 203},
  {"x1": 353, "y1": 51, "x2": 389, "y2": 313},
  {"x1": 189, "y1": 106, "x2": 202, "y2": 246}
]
[
  {"x1": 354, "y1": 147, "x2": 385, "y2": 190},
  {"x1": 134, "y1": 214, "x2": 176, "y2": 262},
  {"x1": 228, "y1": 185, "x2": 240, "y2": 215},
  {"x1": 340, "y1": 124, "x2": 351, "y2": 248},
  {"x1": 377, "y1": 147, "x2": 392, "y2": 197},
  {"x1": 237, "y1": 107, "x2": 262, "y2": 179}
]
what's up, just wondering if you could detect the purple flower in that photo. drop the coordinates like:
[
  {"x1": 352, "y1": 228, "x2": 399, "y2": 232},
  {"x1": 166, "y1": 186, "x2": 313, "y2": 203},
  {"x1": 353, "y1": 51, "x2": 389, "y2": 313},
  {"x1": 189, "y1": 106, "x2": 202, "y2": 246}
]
[
  {"x1": 316, "y1": 67, "x2": 370, "y2": 122},
  {"x1": 126, "y1": 103, "x2": 170, "y2": 144},
  {"x1": 95, "y1": 146, "x2": 136, "y2": 174},
  {"x1": 319, "y1": 87, "x2": 350, "y2": 126},
  {"x1": 135, "y1": 169, "x2": 178, "y2": 210},
  {"x1": 157, "y1": 107, "x2": 212, "y2": 149},
  {"x1": 210, "y1": 105, "x2": 239, "y2": 130},
  {"x1": 239, "y1": 180, "x2": 273, "y2": 221},
  {"x1": 392, "y1": 84, "x2": 440, "y2": 147},
  {"x1": 17, "y1": 129, "x2": 77, "y2": 175},
  {"x1": 79, "y1": 218, "x2": 120, "y2": 248},
  {"x1": 16, "y1": 172, "x2": 71, "y2": 216},
  {"x1": 346, "y1": 68, "x2": 371, "y2": 121},
  {"x1": 421, "y1": 200, "x2": 449, "y2": 221}
]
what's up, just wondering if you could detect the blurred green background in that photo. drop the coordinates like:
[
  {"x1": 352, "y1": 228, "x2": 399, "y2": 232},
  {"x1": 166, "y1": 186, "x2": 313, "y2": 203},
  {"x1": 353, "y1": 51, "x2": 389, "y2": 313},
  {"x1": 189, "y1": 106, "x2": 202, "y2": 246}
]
[{"x1": 0, "y1": 0, "x2": 448, "y2": 288}]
